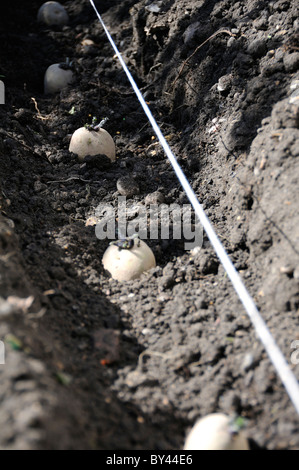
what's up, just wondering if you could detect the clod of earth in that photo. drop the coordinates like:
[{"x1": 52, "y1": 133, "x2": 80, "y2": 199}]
[
  {"x1": 102, "y1": 238, "x2": 156, "y2": 281},
  {"x1": 78, "y1": 38, "x2": 97, "y2": 55},
  {"x1": 69, "y1": 127, "x2": 116, "y2": 162},
  {"x1": 183, "y1": 413, "x2": 249, "y2": 451},
  {"x1": 116, "y1": 176, "x2": 140, "y2": 198},
  {"x1": 37, "y1": 1, "x2": 69, "y2": 26}
]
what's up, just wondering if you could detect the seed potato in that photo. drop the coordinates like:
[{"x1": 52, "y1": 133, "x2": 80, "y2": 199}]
[
  {"x1": 102, "y1": 239, "x2": 156, "y2": 281},
  {"x1": 44, "y1": 63, "x2": 74, "y2": 94},
  {"x1": 69, "y1": 127, "x2": 116, "y2": 162},
  {"x1": 184, "y1": 413, "x2": 249, "y2": 450},
  {"x1": 37, "y1": 1, "x2": 69, "y2": 26}
]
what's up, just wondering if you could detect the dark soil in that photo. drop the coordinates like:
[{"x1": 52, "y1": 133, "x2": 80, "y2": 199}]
[{"x1": 0, "y1": 0, "x2": 299, "y2": 450}]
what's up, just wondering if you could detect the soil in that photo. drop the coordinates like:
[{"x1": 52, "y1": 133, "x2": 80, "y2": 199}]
[{"x1": 0, "y1": 0, "x2": 299, "y2": 450}]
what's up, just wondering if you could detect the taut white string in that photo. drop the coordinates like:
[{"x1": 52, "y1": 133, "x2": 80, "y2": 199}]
[{"x1": 89, "y1": 0, "x2": 299, "y2": 414}]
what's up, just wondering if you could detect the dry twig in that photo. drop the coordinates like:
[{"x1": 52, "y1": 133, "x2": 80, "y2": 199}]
[{"x1": 31, "y1": 97, "x2": 50, "y2": 121}]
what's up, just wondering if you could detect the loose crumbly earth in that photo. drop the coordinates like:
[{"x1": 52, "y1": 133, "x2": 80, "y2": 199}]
[{"x1": 0, "y1": 0, "x2": 299, "y2": 450}]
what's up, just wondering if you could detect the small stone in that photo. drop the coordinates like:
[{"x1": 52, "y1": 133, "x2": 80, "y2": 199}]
[
  {"x1": 241, "y1": 352, "x2": 256, "y2": 372},
  {"x1": 190, "y1": 246, "x2": 201, "y2": 256},
  {"x1": 217, "y1": 74, "x2": 232, "y2": 92},
  {"x1": 280, "y1": 265, "x2": 294, "y2": 275},
  {"x1": 145, "y1": 190, "x2": 165, "y2": 205},
  {"x1": 145, "y1": 3, "x2": 161, "y2": 13},
  {"x1": 116, "y1": 176, "x2": 140, "y2": 198},
  {"x1": 293, "y1": 267, "x2": 299, "y2": 280},
  {"x1": 77, "y1": 38, "x2": 97, "y2": 56},
  {"x1": 227, "y1": 37, "x2": 236, "y2": 48},
  {"x1": 290, "y1": 79, "x2": 299, "y2": 91},
  {"x1": 289, "y1": 88, "x2": 299, "y2": 105}
]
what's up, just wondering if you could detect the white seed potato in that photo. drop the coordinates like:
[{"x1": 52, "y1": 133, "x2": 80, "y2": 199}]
[
  {"x1": 44, "y1": 64, "x2": 74, "y2": 94},
  {"x1": 69, "y1": 127, "x2": 116, "y2": 162},
  {"x1": 183, "y1": 413, "x2": 250, "y2": 451},
  {"x1": 102, "y1": 239, "x2": 156, "y2": 281},
  {"x1": 37, "y1": 2, "x2": 69, "y2": 26}
]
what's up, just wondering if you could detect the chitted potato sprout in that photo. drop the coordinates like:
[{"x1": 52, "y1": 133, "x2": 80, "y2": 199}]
[
  {"x1": 44, "y1": 58, "x2": 74, "y2": 94},
  {"x1": 102, "y1": 236, "x2": 156, "y2": 282},
  {"x1": 69, "y1": 117, "x2": 116, "y2": 162},
  {"x1": 184, "y1": 413, "x2": 249, "y2": 451},
  {"x1": 37, "y1": 1, "x2": 69, "y2": 26}
]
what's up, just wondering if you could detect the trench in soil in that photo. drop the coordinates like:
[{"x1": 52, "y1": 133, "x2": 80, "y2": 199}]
[{"x1": 0, "y1": 0, "x2": 299, "y2": 450}]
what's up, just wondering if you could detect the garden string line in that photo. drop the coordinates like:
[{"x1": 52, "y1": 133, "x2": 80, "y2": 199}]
[{"x1": 89, "y1": 0, "x2": 299, "y2": 415}]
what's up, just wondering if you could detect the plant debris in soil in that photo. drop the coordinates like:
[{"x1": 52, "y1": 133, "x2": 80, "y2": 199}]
[{"x1": 0, "y1": 0, "x2": 299, "y2": 450}]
